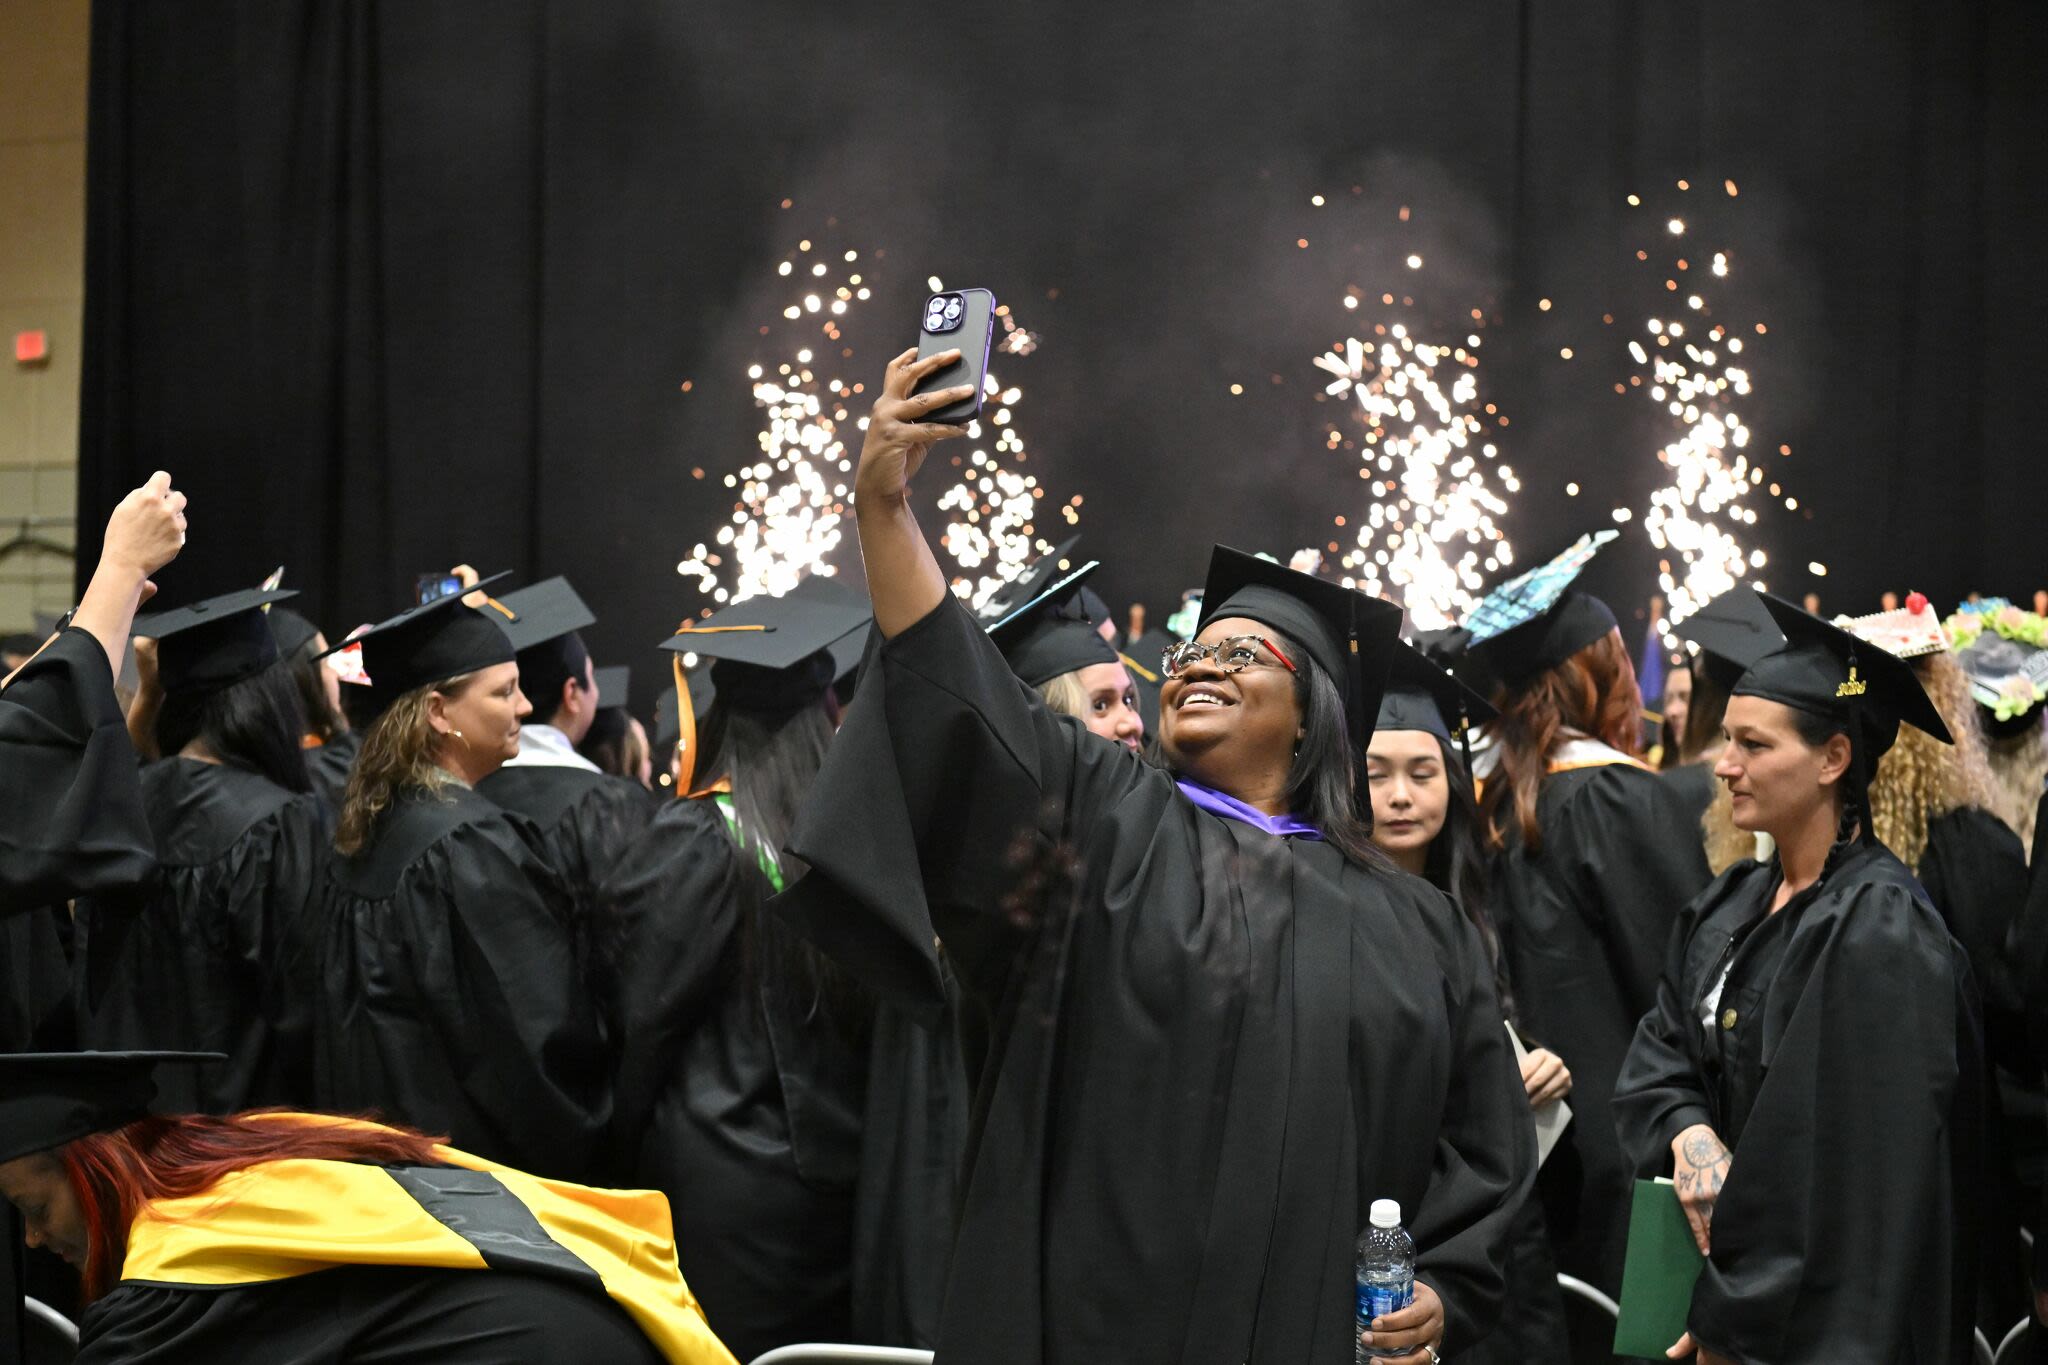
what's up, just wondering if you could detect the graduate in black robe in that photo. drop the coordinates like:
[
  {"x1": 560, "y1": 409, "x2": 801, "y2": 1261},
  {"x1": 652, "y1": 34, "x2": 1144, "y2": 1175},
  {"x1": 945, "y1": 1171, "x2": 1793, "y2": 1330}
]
[
  {"x1": 598, "y1": 585, "x2": 874, "y2": 1361},
  {"x1": 477, "y1": 578, "x2": 654, "y2": 978},
  {"x1": 310, "y1": 576, "x2": 609, "y2": 1182},
  {"x1": 1614, "y1": 592, "x2": 1983, "y2": 1365},
  {"x1": 776, "y1": 350, "x2": 1532, "y2": 1365},
  {"x1": 73, "y1": 587, "x2": 333, "y2": 1114},
  {"x1": 1460, "y1": 536, "x2": 1713, "y2": 1301},
  {"x1": 0, "y1": 471, "x2": 186, "y2": 1359},
  {"x1": 0, "y1": 1052, "x2": 737, "y2": 1365}
]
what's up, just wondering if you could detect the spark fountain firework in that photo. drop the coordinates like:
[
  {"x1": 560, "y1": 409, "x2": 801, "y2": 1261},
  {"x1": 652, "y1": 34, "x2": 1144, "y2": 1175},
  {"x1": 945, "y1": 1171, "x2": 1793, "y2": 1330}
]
[
  {"x1": 1615, "y1": 179, "x2": 1795, "y2": 648},
  {"x1": 676, "y1": 239, "x2": 1067, "y2": 614},
  {"x1": 1313, "y1": 277, "x2": 1519, "y2": 630}
]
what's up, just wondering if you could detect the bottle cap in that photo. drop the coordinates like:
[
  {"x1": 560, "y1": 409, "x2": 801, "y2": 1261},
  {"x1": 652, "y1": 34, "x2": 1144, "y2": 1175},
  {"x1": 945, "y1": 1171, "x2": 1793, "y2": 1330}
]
[{"x1": 1370, "y1": 1199, "x2": 1402, "y2": 1230}]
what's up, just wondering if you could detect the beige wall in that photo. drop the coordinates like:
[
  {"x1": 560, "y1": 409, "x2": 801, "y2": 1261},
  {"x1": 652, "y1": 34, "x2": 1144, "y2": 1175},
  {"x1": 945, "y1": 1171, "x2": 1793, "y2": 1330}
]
[{"x1": 0, "y1": 0, "x2": 88, "y2": 632}]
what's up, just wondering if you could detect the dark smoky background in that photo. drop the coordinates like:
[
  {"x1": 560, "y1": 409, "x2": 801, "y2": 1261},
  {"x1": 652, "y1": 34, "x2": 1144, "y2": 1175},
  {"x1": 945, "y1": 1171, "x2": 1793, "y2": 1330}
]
[{"x1": 79, "y1": 1, "x2": 2045, "y2": 713}]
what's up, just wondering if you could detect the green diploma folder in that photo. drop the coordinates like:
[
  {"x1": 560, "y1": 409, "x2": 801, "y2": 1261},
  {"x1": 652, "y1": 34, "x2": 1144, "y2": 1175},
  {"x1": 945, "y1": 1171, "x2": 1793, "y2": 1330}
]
[{"x1": 1612, "y1": 1178, "x2": 1707, "y2": 1358}]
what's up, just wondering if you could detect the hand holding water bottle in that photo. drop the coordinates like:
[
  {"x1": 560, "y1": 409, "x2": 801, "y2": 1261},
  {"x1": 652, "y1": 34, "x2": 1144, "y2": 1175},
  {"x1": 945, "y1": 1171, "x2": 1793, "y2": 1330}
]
[{"x1": 1355, "y1": 1199, "x2": 1444, "y2": 1363}]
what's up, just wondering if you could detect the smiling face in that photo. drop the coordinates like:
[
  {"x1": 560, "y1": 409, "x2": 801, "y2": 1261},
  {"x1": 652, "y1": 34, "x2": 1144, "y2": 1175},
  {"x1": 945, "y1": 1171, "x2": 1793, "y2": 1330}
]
[
  {"x1": 1365, "y1": 728, "x2": 1449, "y2": 862},
  {"x1": 1159, "y1": 616, "x2": 1303, "y2": 792},
  {"x1": 1714, "y1": 693, "x2": 1851, "y2": 835},
  {"x1": 1074, "y1": 661, "x2": 1145, "y2": 752},
  {"x1": 0, "y1": 1151, "x2": 87, "y2": 1269}
]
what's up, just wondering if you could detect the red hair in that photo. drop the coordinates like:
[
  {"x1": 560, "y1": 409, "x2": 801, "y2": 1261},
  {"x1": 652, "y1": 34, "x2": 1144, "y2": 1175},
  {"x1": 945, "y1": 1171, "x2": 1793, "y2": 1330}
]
[
  {"x1": 1481, "y1": 630, "x2": 1642, "y2": 854},
  {"x1": 59, "y1": 1110, "x2": 448, "y2": 1301}
]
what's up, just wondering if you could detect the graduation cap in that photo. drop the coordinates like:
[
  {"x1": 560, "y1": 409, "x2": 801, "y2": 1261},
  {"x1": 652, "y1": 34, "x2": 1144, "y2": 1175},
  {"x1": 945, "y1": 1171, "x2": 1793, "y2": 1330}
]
[
  {"x1": 1123, "y1": 626, "x2": 1174, "y2": 735},
  {"x1": 1675, "y1": 587, "x2": 1784, "y2": 693},
  {"x1": 1462, "y1": 531, "x2": 1621, "y2": 686},
  {"x1": 264, "y1": 606, "x2": 322, "y2": 660},
  {"x1": 136, "y1": 587, "x2": 298, "y2": 695},
  {"x1": 979, "y1": 537, "x2": 1083, "y2": 625},
  {"x1": 592, "y1": 665, "x2": 631, "y2": 714},
  {"x1": 493, "y1": 577, "x2": 597, "y2": 654},
  {"x1": 659, "y1": 580, "x2": 873, "y2": 794},
  {"x1": 1836, "y1": 593, "x2": 1951, "y2": 661},
  {"x1": 0, "y1": 1051, "x2": 224, "y2": 1164},
  {"x1": 984, "y1": 560, "x2": 1120, "y2": 688},
  {"x1": 1734, "y1": 592, "x2": 1951, "y2": 776},
  {"x1": 1378, "y1": 639, "x2": 1499, "y2": 753},
  {"x1": 317, "y1": 572, "x2": 517, "y2": 715},
  {"x1": 1196, "y1": 545, "x2": 1403, "y2": 770}
]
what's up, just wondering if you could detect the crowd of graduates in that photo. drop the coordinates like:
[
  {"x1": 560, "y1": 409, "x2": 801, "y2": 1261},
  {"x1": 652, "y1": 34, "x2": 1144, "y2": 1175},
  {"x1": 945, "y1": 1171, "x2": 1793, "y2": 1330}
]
[{"x1": 3, "y1": 349, "x2": 2047, "y2": 1363}]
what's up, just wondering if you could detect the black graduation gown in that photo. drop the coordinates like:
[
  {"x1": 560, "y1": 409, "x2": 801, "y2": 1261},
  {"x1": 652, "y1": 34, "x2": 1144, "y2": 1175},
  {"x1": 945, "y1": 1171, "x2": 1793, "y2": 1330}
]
[
  {"x1": 72, "y1": 759, "x2": 331, "y2": 1112},
  {"x1": 1613, "y1": 843, "x2": 1983, "y2": 1364},
  {"x1": 313, "y1": 785, "x2": 610, "y2": 1180},
  {"x1": 1660, "y1": 760, "x2": 1718, "y2": 830},
  {"x1": 2009, "y1": 785, "x2": 2048, "y2": 1292},
  {"x1": 1919, "y1": 806, "x2": 2036, "y2": 1325},
  {"x1": 0, "y1": 627, "x2": 154, "y2": 913},
  {"x1": 0, "y1": 904, "x2": 73, "y2": 1052},
  {"x1": 1485, "y1": 753, "x2": 1711, "y2": 1293},
  {"x1": 305, "y1": 728, "x2": 361, "y2": 809},
  {"x1": 852, "y1": 984, "x2": 972, "y2": 1348},
  {"x1": 478, "y1": 761, "x2": 655, "y2": 981},
  {"x1": 77, "y1": 1264, "x2": 665, "y2": 1364},
  {"x1": 598, "y1": 796, "x2": 866, "y2": 1362},
  {"x1": 777, "y1": 598, "x2": 1534, "y2": 1364}
]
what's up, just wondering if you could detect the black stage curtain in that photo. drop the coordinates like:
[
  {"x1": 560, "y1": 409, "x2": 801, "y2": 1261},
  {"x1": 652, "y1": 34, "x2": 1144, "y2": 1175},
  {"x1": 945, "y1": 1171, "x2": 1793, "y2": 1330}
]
[{"x1": 79, "y1": 2, "x2": 2048, "y2": 691}]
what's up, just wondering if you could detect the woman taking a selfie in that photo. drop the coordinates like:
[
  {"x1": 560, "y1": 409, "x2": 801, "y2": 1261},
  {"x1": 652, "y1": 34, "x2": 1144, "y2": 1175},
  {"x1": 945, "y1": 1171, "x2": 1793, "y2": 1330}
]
[
  {"x1": 1614, "y1": 594, "x2": 1982, "y2": 1365},
  {"x1": 776, "y1": 346, "x2": 1532, "y2": 1365}
]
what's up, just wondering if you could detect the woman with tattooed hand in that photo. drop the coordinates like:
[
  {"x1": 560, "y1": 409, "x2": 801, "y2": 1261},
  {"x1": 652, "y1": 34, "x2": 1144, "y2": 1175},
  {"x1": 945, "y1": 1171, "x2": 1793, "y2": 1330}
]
[{"x1": 1614, "y1": 593, "x2": 1983, "y2": 1365}]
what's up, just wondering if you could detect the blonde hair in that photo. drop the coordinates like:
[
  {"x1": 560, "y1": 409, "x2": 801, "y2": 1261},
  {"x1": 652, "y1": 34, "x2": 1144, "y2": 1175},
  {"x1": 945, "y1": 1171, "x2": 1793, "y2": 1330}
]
[
  {"x1": 1985, "y1": 721, "x2": 2048, "y2": 859},
  {"x1": 1865, "y1": 653, "x2": 1998, "y2": 874},
  {"x1": 1037, "y1": 670, "x2": 1091, "y2": 720},
  {"x1": 334, "y1": 674, "x2": 473, "y2": 856},
  {"x1": 1700, "y1": 779, "x2": 1760, "y2": 876}
]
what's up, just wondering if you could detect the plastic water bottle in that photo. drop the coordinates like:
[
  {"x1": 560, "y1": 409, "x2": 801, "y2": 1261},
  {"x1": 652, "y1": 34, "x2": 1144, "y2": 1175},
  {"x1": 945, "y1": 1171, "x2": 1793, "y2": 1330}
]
[{"x1": 1355, "y1": 1198, "x2": 1415, "y2": 1362}]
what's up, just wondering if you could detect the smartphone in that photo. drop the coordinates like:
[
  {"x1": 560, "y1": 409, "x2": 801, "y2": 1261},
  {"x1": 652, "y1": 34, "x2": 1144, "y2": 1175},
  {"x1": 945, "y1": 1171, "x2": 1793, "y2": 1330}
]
[
  {"x1": 911, "y1": 288, "x2": 996, "y2": 425},
  {"x1": 416, "y1": 573, "x2": 463, "y2": 606}
]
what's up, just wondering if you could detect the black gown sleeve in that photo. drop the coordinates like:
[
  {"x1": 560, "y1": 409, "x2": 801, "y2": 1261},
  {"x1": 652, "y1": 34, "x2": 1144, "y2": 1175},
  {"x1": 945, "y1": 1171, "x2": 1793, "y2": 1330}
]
[
  {"x1": 0, "y1": 627, "x2": 154, "y2": 912},
  {"x1": 779, "y1": 597, "x2": 1153, "y2": 1016},
  {"x1": 1920, "y1": 806, "x2": 2030, "y2": 1076},
  {"x1": 595, "y1": 798, "x2": 745, "y2": 1165},
  {"x1": 1688, "y1": 884, "x2": 1967, "y2": 1363}
]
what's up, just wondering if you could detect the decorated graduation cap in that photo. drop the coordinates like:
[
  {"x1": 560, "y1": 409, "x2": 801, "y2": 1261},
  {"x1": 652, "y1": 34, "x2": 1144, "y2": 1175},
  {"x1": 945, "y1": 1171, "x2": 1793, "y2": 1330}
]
[
  {"x1": 1377, "y1": 639, "x2": 1499, "y2": 754},
  {"x1": 1954, "y1": 633, "x2": 2048, "y2": 736},
  {"x1": 1462, "y1": 530, "x2": 1621, "y2": 686},
  {"x1": 1675, "y1": 586, "x2": 1785, "y2": 693},
  {"x1": 317, "y1": 572, "x2": 517, "y2": 716},
  {"x1": 1196, "y1": 545, "x2": 1403, "y2": 769},
  {"x1": 136, "y1": 587, "x2": 298, "y2": 695},
  {"x1": 983, "y1": 559, "x2": 1120, "y2": 688},
  {"x1": 0, "y1": 1051, "x2": 223, "y2": 1164},
  {"x1": 660, "y1": 577, "x2": 873, "y2": 795},
  {"x1": 980, "y1": 536, "x2": 1083, "y2": 624},
  {"x1": 1734, "y1": 592, "x2": 1951, "y2": 780}
]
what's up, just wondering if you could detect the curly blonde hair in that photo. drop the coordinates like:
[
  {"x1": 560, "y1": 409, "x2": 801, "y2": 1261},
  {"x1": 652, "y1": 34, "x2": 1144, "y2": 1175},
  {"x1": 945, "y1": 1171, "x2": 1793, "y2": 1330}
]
[
  {"x1": 1865, "y1": 653, "x2": 1998, "y2": 874},
  {"x1": 1985, "y1": 720, "x2": 2048, "y2": 859},
  {"x1": 334, "y1": 676, "x2": 471, "y2": 856}
]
